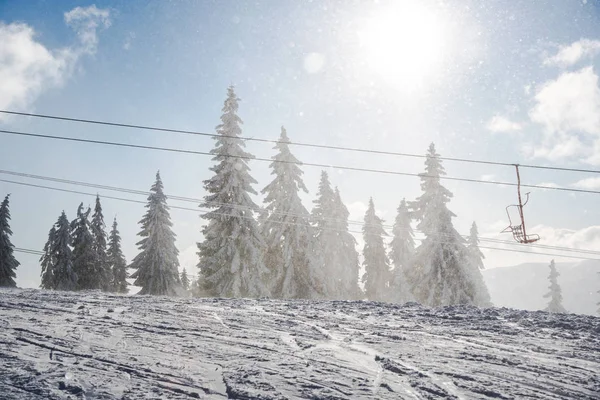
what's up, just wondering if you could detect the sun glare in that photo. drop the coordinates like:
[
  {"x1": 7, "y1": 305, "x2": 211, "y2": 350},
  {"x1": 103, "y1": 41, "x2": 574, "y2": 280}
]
[{"x1": 357, "y1": 3, "x2": 447, "y2": 90}]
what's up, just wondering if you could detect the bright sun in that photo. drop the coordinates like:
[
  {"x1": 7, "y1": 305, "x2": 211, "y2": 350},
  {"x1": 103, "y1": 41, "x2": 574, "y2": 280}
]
[{"x1": 357, "y1": 2, "x2": 447, "y2": 90}]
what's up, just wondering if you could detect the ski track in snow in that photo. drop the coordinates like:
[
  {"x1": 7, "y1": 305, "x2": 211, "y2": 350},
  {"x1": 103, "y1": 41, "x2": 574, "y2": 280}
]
[{"x1": 0, "y1": 289, "x2": 599, "y2": 399}]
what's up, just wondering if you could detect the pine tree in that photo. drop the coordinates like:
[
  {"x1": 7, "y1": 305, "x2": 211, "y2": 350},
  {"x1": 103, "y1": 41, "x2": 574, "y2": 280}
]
[
  {"x1": 467, "y1": 222, "x2": 485, "y2": 270},
  {"x1": 544, "y1": 260, "x2": 566, "y2": 313},
  {"x1": 388, "y1": 198, "x2": 414, "y2": 303},
  {"x1": 40, "y1": 212, "x2": 77, "y2": 291},
  {"x1": 361, "y1": 198, "x2": 390, "y2": 302},
  {"x1": 0, "y1": 195, "x2": 18, "y2": 287},
  {"x1": 466, "y1": 221, "x2": 491, "y2": 307},
  {"x1": 130, "y1": 172, "x2": 180, "y2": 296},
  {"x1": 181, "y1": 268, "x2": 190, "y2": 291},
  {"x1": 91, "y1": 195, "x2": 110, "y2": 291},
  {"x1": 261, "y1": 127, "x2": 321, "y2": 299},
  {"x1": 40, "y1": 225, "x2": 57, "y2": 290},
  {"x1": 71, "y1": 203, "x2": 101, "y2": 290},
  {"x1": 311, "y1": 171, "x2": 337, "y2": 298},
  {"x1": 332, "y1": 187, "x2": 361, "y2": 299},
  {"x1": 107, "y1": 217, "x2": 128, "y2": 294},
  {"x1": 408, "y1": 143, "x2": 489, "y2": 307},
  {"x1": 198, "y1": 87, "x2": 269, "y2": 298}
]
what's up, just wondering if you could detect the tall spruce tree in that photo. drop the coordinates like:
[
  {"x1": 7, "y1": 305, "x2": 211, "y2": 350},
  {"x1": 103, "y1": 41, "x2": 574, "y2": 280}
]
[
  {"x1": 91, "y1": 196, "x2": 110, "y2": 291},
  {"x1": 361, "y1": 198, "x2": 390, "y2": 302},
  {"x1": 261, "y1": 127, "x2": 321, "y2": 299},
  {"x1": 408, "y1": 143, "x2": 489, "y2": 307},
  {"x1": 311, "y1": 171, "x2": 337, "y2": 298},
  {"x1": 544, "y1": 260, "x2": 566, "y2": 313},
  {"x1": 107, "y1": 217, "x2": 128, "y2": 294},
  {"x1": 130, "y1": 172, "x2": 180, "y2": 296},
  {"x1": 332, "y1": 187, "x2": 361, "y2": 299},
  {"x1": 181, "y1": 268, "x2": 190, "y2": 291},
  {"x1": 388, "y1": 199, "x2": 414, "y2": 303},
  {"x1": 0, "y1": 195, "x2": 18, "y2": 287},
  {"x1": 40, "y1": 212, "x2": 77, "y2": 291},
  {"x1": 71, "y1": 203, "x2": 101, "y2": 290},
  {"x1": 198, "y1": 87, "x2": 269, "y2": 298}
]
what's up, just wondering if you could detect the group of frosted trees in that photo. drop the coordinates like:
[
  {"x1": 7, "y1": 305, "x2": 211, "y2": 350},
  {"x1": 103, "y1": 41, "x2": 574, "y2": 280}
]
[
  {"x1": 194, "y1": 87, "x2": 490, "y2": 307},
  {"x1": 33, "y1": 172, "x2": 181, "y2": 296},
  {"x1": 38, "y1": 196, "x2": 128, "y2": 293}
]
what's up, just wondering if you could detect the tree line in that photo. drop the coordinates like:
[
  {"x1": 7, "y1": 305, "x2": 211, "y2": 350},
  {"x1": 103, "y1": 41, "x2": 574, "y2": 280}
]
[{"x1": 0, "y1": 86, "x2": 596, "y2": 312}]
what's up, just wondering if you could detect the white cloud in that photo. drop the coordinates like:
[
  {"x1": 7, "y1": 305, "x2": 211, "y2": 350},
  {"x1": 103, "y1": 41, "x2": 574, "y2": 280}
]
[
  {"x1": 64, "y1": 5, "x2": 111, "y2": 54},
  {"x1": 347, "y1": 201, "x2": 368, "y2": 223},
  {"x1": 535, "y1": 182, "x2": 560, "y2": 188},
  {"x1": 529, "y1": 182, "x2": 561, "y2": 193},
  {"x1": 572, "y1": 176, "x2": 600, "y2": 190},
  {"x1": 530, "y1": 67, "x2": 600, "y2": 135},
  {"x1": 531, "y1": 224, "x2": 600, "y2": 251},
  {"x1": 544, "y1": 39, "x2": 600, "y2": 68},
  {"x1": 123, "y1": 31, "x2": 136, "y2": 51},
  {"x1": 486, "y1": 115, "x2": 522, "y2": 133},
  {"x1": 481, "y1": 224, "x2": 600, "y2": 268},
  {"x1": 480, "y1": 174, "x2": 496, "y2": 182},
  {"x1": 0, "y1": 6, "x2": 110, "y2": 119},
  {"x1": 528, "y1": 67, "x2": 600, "y2": 162}
]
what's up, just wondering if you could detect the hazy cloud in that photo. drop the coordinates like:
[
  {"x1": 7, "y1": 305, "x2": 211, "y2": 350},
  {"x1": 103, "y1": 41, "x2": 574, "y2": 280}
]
[
  {"x1": 572, "y1": 176, "x2": 600, "y2": 190},
  {"x1": 528, "y1": 67, "x2": 600, "y2": 163},
  {"x1": 544, "y1": 39, "x2": 600, "y2": 68},
  {"x1": 0, "y1": 5, "x2": 110, "y2": 120},
  {"x1": 486, "y1": 115, "x2": 522, "y2": 133}
]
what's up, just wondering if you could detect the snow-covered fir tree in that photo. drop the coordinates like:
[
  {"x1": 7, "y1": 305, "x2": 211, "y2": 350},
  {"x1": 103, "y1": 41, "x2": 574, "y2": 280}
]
[
  {"x1": 332, "y1": 187, "x2": 361, "y2": 299},
  {"x1": 465, "y1": 221, "x2": 491, "y2": 306},
  {"x1": 467, "y1": 222, "x2": 485, "y2": 270},
  {"x1": 107, "y1": 217, "x2": 128, "y2": 294},
  {"x1": 91, "y1": 195, "x2": 110, "y2": 291},
  {"x1": 311, "y1": 171, "x2": 337, "y2": 298},
  {"x1": 40, "y1": 212, "x2": 77, "y2": 291},
  {"x1": 0, "y1": 195, "x2": 18, "y2": 287},
  {"x1": 40, "y1": 225, "x2": 57, "y2": 290},
  {"x1": 544, "y1": 259, "x2": 566, "y2": 313},
  {"x1": 198, "y1": 87, "x2": 269, "y2": 298},
  {"x1": 388, "y1": 198, "x2": 414, "y2": 303},
  {"x1": 361, "y1": 198, "x2": 390, "y2": 302},
  {"x1": 130, "y1": 172, "x2": 180, "y2": 296},
  {"x1": 71, "y1": 203, "x2": 101, "y2": 290},
  {"x1": 408, "y1": 143, "x2": 489, "y2": 307},
  {"x1": 261, "y1": 127, "x2": 322, "y2": 299},
  {"x1": 181, "y1": 268, "x2": 190, "y2": 291}
]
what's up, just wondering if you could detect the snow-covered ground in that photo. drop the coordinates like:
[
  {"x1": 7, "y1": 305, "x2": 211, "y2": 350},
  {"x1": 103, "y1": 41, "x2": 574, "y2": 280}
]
[{"x1": 1, "y1": 289, "x2": 599, "y2": 399}]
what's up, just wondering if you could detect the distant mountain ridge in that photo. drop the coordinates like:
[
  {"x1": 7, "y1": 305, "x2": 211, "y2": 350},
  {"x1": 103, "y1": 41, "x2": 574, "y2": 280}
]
[{"x1": 482, "y1": 260, "x2": 600, "y2": 316}]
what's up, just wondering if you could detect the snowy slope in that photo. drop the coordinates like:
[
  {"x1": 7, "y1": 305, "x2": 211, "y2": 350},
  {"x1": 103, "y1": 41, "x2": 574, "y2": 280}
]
[
  {"x1": 1, "y1": 288, "x2": 599, "y2": 399},
  {"x1": 483, "y1": 260, "x2": 600, "y2": 315}
]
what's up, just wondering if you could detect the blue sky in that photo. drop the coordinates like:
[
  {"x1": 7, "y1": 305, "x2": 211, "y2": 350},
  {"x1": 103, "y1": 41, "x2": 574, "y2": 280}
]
[{"x1": 1, "y1": 0, "x2": 600, "y2": 287}]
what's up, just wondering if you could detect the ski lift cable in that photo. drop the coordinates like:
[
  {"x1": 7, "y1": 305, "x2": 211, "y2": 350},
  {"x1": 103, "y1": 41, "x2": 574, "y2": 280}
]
[
  {"x1": 1, "y1": 110, "x2": 599, "y2": 175},
  {"x1": 4, "y1": 179, "x2": 599, "y2": 261},
  {"x1": 2, "y1": 170, "x2": 599, "y2": 255},
  {"x1": 2, "y1": 129, "x2": 600, "y2": 195}
]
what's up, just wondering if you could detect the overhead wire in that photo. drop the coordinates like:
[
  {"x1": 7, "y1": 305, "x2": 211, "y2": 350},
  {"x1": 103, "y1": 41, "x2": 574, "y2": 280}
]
[
  {"x1": 1, "y1": 169, "x2": 599, "y2": 256},
  {"x1": 2, "y1": 128, "x2": 600, "y2": 195},
  {"x1": 2, "y1": 109, "x2": 599, "y2": 174},
  {"x1": 2, "y1": 178, "x2": 598, "y2": 261}
]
